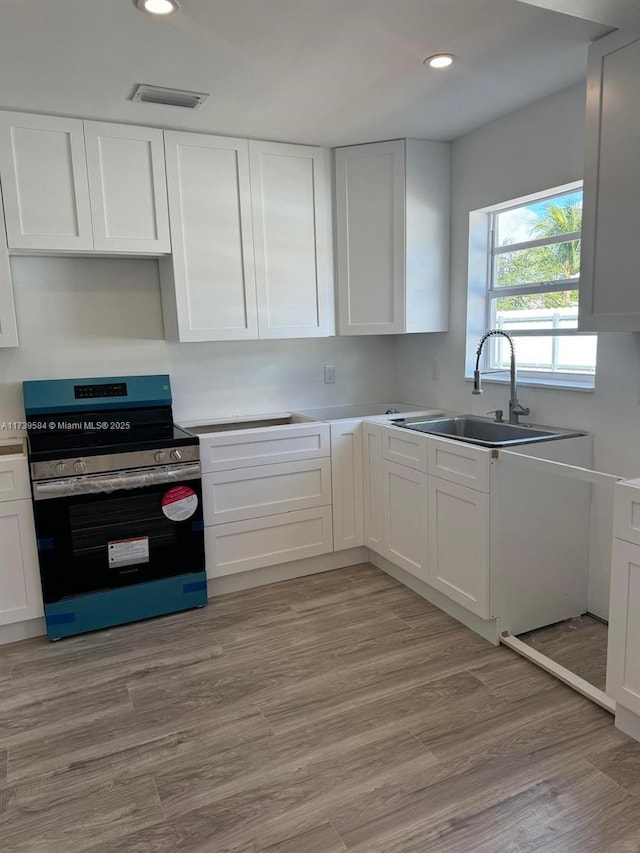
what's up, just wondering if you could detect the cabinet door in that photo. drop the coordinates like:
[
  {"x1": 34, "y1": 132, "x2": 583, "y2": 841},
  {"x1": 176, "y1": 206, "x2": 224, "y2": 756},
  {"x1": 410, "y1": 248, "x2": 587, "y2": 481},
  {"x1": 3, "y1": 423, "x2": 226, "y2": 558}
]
[
  {"x1": 0, "y1": 187, "x2": 18, "y2": 347},
  {"x1": 162, "y1": 132, "x2": 258, "y2": 341},
  {"x1": 335, "y1": 140, "x2": 405, "y2": 335},
  {"x1": 0, "y1": 499, "x2": 44, "y2": 626},
  {"x1": 84, "y1": 121, "x2": 170, "y2": 254},
  {"x1": 249, "y1": 141, "x2": 332, "y2": 338},
  {"x1": 580, "y1": 32, "x2": 640, "y2": 331},
  {"x1": 428, "y1": 476, "x2": 490, "y2": 618},
  {"x1": 0, "y1": 111, "x2": 93, "y2": 251},
  {"x1": 330, "y1": 420, "x2": 363, "y2": 551},
  {"x1": 607, "y1": 539, "x2": 640, "y2": 715},
  {"x1": 381, "y1": 460, "x2": 428, "y2": 581},
  {"x1": 363, "y1": 423, "x2": 384, "y2": 554}
]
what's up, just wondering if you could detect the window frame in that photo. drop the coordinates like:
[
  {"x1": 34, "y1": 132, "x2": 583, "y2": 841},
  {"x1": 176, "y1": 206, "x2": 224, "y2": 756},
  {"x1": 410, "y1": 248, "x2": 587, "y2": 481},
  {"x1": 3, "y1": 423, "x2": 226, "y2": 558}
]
[{"x1": 466, "y1": 181, "x2": 596, "y2": 391}]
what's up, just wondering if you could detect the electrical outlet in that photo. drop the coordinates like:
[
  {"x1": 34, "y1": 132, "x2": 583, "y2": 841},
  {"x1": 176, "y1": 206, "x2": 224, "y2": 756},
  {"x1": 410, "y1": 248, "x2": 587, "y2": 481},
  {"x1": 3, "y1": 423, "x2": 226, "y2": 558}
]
[
  {"x1": 324, "y1": 364, "x2": 336, "y2": 384},
  {"x1": 431, "y1": 360, "x2": 440, "y2": 381}
]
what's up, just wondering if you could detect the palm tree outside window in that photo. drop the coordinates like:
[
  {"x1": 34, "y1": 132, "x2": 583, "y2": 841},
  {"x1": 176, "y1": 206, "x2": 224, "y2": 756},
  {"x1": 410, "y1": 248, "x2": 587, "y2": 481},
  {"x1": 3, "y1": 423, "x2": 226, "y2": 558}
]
[{"x1": 486, "y1": 186, "x2": 597, "y2": 380}]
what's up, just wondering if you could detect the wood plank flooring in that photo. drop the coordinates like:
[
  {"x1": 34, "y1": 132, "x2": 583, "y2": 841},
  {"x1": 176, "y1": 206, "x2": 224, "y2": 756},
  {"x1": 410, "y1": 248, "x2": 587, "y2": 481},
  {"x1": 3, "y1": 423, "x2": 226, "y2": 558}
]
[
  {"x1": 518, "y1": 614, "x2": 609, "y2": 691},
  {"x1": 0, "y1": 564, "x2": 639, "y2": 852}
]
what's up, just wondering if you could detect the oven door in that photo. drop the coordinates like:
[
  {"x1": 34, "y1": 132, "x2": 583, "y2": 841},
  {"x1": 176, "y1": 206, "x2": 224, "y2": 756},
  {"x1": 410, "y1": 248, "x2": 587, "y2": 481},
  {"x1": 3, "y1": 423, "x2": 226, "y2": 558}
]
[{"x1": 32, "y1": 464, "x2": 205, "y2": 603}]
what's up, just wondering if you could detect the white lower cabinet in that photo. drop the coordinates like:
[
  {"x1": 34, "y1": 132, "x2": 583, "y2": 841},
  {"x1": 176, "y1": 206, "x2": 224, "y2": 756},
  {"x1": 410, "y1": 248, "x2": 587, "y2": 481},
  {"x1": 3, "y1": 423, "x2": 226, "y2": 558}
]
[
  {"x1": 608, "y1": 538, "x2": 640, "y2": 715},
  {"x1": 381, "y1": 459, "x2": 428, "y2": 582},
  {"x1": 206, "y1": 507, "x2": 333, "y2": 578},
  {"x1": 0, "y1": 498, "x2": 43, "y2": 626},
  {"x1": 198, "y1": 423, "x2": 333, "y2": 579},
  {"x1": 363, "y1": 423, "x2": 384, "y2": 554},
  {"x1": 330, "y1": 420, "x2": 364, "y2": 551},
  {"x1": 427, "y1": 476, "x2": 490, "y2": 618}
]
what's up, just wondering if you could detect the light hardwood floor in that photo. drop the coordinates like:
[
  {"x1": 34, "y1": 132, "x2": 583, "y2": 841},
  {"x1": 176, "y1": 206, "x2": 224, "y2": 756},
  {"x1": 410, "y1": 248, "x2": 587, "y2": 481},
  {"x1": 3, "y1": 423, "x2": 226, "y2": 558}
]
[{"x1": 1, "y1": 564, "x2": 639, "y2": 852}]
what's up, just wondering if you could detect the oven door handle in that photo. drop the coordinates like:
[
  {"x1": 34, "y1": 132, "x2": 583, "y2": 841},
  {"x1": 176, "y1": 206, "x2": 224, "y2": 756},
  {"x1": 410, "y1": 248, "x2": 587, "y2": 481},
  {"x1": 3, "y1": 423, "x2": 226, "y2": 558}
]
[{"x1": 32, "y1": 463, "x2": 201, "y2": 500}]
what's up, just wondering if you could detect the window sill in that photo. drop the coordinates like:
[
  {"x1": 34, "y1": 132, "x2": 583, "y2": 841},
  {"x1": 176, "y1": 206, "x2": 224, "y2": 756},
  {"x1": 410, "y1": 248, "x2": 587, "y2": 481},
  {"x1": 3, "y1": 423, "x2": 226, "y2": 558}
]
[{"x1": 464, "y1": 374, "x2": 595, "y2": 393}]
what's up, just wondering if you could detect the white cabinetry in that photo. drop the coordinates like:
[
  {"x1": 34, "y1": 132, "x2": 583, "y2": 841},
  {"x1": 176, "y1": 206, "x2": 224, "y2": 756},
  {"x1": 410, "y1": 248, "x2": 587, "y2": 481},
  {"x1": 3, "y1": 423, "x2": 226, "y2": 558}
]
[
  {"x1": 84, "y1": 121, "x2": 170, "y2": 253},
  {"x1": 335, "y1": 138, "x2": 450, "y2": 335},
  {"x1": 0, "y1": 112, "x2": 170, "y2": 254},
  {"x1": 249, "y1": 141, "x2": 333, "y2": 338},
  {"x1": 381, "y1": 459, "x2": 429, "y2": 582},
  {"x1": 608, "y1": 481, "x2": 640, "y2": 716},
  {"x1": 161, "y1": 132, "x2": 257, "y2": 342},
  {"x1": 0, "y1": 191, "x2": 18, "y2": 347},
  {"x1": 330, "y1": 420, "x2": 364, "y2": 551},
  {"x1": 197, "y1": 422, "x2": 333, "y2": 578},
  {"x1": 161, "y1": 133, "x2": 333, "y2": 343},
  {"x1": 428, "y1": 476, "x2": 490, "y2": 618},
  {"x1": 363, "y1": 422, "x2": 384, "y2": 554},
  {"x1": 0, "y1": 456, "x2": 43, "y2": 627},
  {"x1": 0, "y1": 112, "x2": 93, "y2": 251},
  {"x1": 580, "y1": 31, "x2": 640, "y2": 331}
]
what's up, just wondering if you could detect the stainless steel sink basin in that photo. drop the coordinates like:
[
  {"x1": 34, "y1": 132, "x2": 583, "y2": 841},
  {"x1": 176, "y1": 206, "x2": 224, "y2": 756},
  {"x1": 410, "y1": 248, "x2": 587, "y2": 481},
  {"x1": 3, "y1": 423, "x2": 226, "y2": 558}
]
[{"x1": 392, "y1": 415, "x2": 584, "y2": 447}]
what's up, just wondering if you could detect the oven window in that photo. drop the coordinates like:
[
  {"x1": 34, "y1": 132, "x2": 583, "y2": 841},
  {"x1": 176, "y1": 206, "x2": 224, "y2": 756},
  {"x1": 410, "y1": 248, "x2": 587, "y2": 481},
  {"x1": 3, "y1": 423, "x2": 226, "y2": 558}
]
[{"x1": 70, "y1": 493, "x2": 176, "y2": 562}]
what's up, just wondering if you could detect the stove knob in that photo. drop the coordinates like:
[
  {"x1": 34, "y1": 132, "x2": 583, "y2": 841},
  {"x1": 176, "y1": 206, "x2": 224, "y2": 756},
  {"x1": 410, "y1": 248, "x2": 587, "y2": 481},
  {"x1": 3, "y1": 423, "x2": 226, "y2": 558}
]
[
  {"x1": 154, "y1": 450, "x2": 167, "y2": 463},
  {"x1": 170, "y1": 449, "x2": 183, "y2": 462},
  {"x1": 55, "y1": 462, "x2": 68, "y2": 476},
  {"x1": 74, "y1": 459, "x2": 87, "y2": 474}
]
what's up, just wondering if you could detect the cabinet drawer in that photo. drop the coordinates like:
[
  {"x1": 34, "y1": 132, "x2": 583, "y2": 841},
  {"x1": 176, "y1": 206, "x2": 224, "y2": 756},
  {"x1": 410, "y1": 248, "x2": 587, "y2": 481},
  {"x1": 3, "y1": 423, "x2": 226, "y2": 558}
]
[
  {"x1": 0, "y1": 457, "x2": 30, "y2": 502},
  {"x1": 614, "y1": 482, "x2": 640, "y2": 547},
  {"x1": 203, "y1": 459, "x2": 331, "y2": 525},
  {"x1": 199, "y1": 423, "x2": 330, "y2": 473},
  {"x1": 427, "y1": 437, "x2": 491, "y2": 492},
  {"x1": 205, "y1": 507, "x2": 333, "y2": 577},
  {"x1": 382, "y1": 426, "x2": 427, "y2": 472}
]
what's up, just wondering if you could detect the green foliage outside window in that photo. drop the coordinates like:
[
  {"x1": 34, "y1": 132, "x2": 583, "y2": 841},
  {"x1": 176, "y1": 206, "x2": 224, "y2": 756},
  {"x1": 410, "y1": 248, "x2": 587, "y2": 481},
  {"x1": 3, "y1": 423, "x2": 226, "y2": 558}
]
[{"x1": 496, "y1": 201, "x2": 582, "y2": 310}]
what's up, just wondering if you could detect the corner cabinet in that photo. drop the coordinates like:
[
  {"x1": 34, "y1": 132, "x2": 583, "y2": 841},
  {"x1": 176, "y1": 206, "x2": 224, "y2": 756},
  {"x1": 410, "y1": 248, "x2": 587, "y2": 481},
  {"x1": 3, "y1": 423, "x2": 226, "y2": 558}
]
[
  {"x1": 335, "y1": 139, "x2": 450, "y2": 335},
  {"x1": 161, "y1": 133, "x2": 333, "y2": 342},
  {"x1": 0, "y1": 111, "x2": 170, "y2": 254},
  {"x1": 580, "y1": 31, "x2": 640, "y2": 331}
]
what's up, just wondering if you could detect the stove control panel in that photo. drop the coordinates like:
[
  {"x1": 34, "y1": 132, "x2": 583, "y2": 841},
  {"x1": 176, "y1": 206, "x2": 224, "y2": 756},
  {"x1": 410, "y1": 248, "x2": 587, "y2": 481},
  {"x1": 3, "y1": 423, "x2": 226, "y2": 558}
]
[
  {"x1": 74, "y1": 382, "x2": 127, "y2": 400},
  {"x1": 31, "y1": 443, "x2": 200, "y2": 481}
]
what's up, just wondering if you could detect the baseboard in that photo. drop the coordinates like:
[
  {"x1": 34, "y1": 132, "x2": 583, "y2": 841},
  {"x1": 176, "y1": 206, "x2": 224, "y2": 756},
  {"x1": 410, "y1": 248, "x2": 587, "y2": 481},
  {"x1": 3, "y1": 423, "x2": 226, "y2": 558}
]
[
  {"x1": 616, "y1": 705, "x2": 640, "y2": 743},
  {"x1": 368, "y1": 551, "x2": 500, "y2": 645},
  {"x1": 207, "y1": 547, "x2": 369, "y2": 596},
  {"x1": 0, "y1": 616, "x2": 46, "y2": 646}
]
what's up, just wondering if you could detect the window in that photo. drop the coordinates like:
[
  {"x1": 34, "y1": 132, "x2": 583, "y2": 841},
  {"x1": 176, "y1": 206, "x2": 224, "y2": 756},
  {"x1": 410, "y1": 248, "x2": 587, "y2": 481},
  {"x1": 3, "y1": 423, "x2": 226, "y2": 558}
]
[{"x1": 467, "y1": 184, "x2": 597, "y2": 389}]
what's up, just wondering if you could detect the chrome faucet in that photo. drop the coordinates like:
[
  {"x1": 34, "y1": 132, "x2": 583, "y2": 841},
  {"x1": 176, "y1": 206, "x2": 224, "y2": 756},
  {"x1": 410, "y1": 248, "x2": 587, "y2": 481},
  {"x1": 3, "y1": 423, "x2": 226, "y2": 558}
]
[{"x1": 472, "y1": 330, "x2": 530, "y2": 425}]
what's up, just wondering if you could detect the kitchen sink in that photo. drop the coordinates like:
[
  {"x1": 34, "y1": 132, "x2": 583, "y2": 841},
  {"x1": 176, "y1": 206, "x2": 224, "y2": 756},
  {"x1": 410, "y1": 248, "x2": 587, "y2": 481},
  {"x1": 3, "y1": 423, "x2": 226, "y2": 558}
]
[{"x1": 392, "y1": 415, "x2": 584, "y2": 447}]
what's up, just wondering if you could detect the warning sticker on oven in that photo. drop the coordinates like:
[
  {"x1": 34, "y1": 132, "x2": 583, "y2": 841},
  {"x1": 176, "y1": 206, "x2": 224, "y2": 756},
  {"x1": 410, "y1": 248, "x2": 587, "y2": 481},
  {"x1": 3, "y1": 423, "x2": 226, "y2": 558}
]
[
  {"x1": 162, "y1": 485, "x2": 198, "y2": 522},
  {"x1": 108, "y1": 536, "x2": 150, "y2": 568}
]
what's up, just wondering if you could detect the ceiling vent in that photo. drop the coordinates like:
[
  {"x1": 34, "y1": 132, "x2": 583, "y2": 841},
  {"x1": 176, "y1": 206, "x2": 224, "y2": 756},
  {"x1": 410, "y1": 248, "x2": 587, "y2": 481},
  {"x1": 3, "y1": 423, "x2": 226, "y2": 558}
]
[{"x1": 131, "y1": 84, "x2": 209, "y2": 109}]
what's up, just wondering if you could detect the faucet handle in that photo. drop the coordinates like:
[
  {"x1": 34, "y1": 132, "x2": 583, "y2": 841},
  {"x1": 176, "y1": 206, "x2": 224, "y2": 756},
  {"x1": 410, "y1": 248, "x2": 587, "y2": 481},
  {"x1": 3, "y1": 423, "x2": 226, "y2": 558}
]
[{"x1": 487, "y1": 409, "x2": 504, "y2": 423}]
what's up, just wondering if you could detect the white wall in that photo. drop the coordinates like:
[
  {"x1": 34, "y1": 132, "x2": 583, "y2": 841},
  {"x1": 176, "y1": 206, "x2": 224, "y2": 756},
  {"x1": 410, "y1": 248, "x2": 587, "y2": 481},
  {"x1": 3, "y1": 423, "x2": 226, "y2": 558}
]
[
  {"x1": 0, "y1": 256, "x2": 397, "y2": 427},
  {"x1": 396, "y1": 82, "x2": 640, "y2": 619}
]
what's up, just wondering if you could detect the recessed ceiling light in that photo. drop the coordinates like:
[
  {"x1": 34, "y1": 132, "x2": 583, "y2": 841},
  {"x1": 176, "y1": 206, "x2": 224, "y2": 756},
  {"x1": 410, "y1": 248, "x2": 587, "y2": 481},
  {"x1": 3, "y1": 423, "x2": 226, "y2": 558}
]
[
  {"x1": 136, "y1": 0, "x2": 180, "y2": 15},
  {"x1": 424, "y1": 53, "x2": 456, "y2": 69}
]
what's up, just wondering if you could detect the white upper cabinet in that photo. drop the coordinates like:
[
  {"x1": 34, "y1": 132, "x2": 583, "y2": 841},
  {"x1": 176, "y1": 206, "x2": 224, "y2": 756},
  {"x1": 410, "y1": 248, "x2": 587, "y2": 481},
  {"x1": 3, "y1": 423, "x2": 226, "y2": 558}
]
[
  {"x1": 249, "y1": 141, "x2": 333, "y2": 338},
  {"x1": 0, "y1": 188, "x2": 18, "y2": 347},
  {"x1": 161, "y1": 132, "x2": 258, "y2": 342},
  {"x1": 580, "y1": 31, "x2": 640, "y2": 331},
  {"x1": 335, "y1": 138, "x2": 450, "y2": 335},
  {"x1": 0, "y1": 112, "x2": 93, "y2": 251},
  {"x1": 0, "y1": 111, "x2": 171, "y2": 255},
  {"x1": 162, "y1": 132, "x2": 334, "y2": 342},
  {"x1": 84, "y1": 121, "x2": 170, "y2": 253}
]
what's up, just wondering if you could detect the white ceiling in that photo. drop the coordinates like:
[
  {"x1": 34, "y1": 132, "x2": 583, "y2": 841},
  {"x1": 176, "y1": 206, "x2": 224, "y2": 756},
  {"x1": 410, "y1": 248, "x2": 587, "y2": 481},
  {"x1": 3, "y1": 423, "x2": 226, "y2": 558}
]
[{"x1": 0, "y1": 0, "x2": 609, "y2": 145}]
